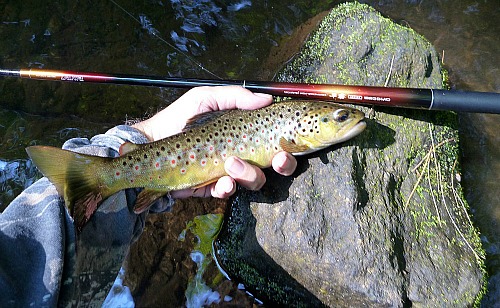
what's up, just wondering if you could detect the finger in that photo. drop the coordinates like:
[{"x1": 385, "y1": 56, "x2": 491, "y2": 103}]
[
  {"x1": 272, "y1": 151, "x2": 297, "y2": 176},
  {"x1": 224, "y1": 156, "x2": 266, "y2": 191},
  {"x1": 211, "y1": 176, "x2": 237, "y2": 198},
  {"x1": 170, "y1": 186, "x2": 211, "y2": 199},
  {"x1": 186, "y1": 86, "x2": 273, "y2": 114},
  {"x1": 170, "y1": 176, "x2": 237, "y2": 199}
]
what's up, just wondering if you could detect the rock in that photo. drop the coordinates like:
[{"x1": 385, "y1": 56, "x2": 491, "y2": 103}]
[{"x1": 215, "y1": 2, "x2": 486, "y2": 307}]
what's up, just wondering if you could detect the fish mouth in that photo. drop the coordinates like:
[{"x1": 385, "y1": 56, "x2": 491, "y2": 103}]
[{"x1": 335, "y1": 121, "x2": 366, "y2": 144}]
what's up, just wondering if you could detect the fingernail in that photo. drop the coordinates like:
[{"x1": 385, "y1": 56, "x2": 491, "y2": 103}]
[
  {"x1": 226, "y1": 157, "x2": 244, "y2": 175},
  {"x1": 275, "y1": 153, "x2": 287, "y2": 167}
]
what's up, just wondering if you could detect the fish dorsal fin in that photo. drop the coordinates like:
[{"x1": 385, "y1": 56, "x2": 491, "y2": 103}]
[
  {"x1": 119, "y1": 142, "x2": 139, "y2": 156},
  {"x1": 279, "y1": 137, "x2": 310, "y2": 153},
  {"x1": 183, "y1": 110, "x2": 231, "y2": 132}
]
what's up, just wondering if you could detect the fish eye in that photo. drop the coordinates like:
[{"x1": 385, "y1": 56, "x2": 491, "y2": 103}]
[{"x1": 334, "y1": 110, "x2": 349, "y2": 122}]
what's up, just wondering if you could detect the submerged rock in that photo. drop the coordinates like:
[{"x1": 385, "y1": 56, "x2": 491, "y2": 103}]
[{"x1": 215, "y1": 2, "x2": 485, "y2": 307}]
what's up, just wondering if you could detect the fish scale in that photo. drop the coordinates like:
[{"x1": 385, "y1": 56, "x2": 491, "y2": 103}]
[{"x1": 26, "y1": 100, "x2": 366, "y2": 231}]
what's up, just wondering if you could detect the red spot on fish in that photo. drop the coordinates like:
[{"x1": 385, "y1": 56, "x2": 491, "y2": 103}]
[
  {"x1": 201, "y1": 159, "x2": 207, "y2": 166},
  {"x1": 227, "y1": 139, "x2": 232, "y2": 143},
  {"x1": 135, "y1": 165, "x2": 139, "y2": 171},
  {"x1": 180, "y1": 168, "x2": 186, "y2": 174},
  {"x1": 171, "y1": 159, "x2": 176, "y2": 165},
  {"x1": 155, "y1": 162, "x2": 160, "y2": 168},
  {"x1": 190, "y1": 154, "x2": 195, "y2": 160},
  {"x1": 269, "y1": 136, "x2": 273, "y2": 140},
  {"x1": 116, "y1": 171, "x2": 120, "y2": 176}
]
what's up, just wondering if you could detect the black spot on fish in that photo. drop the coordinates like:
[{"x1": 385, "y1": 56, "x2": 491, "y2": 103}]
[
  {"x1": 128, "y1": 156, "x2": 133, "y2": 160},
  {"x1": 186, "y1": 138, "x2": 191, "y2": 143},
  {"x1": 123, "y1": 161, "x2": 127, "y2": 166},
  {"x1": 144, "y1": 154, "x2": 148, "y2": 159},
  {"x1": 176, "y1": 143, "x2": 181, "y2": 149},
  {"x1": 156, "y1": 151, "x2": 161, "y2": 157},
  {"x1": 196, "y1": 138, "x2": 201, "y2": 142},
  {"x1": 161, "y1": 146, "x2": 166, "y2": 151}
]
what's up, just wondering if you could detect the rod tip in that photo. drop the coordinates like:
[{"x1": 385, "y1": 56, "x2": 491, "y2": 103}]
[{"x1": 0, "y1": 69, "x2": 20, "y2": 77}]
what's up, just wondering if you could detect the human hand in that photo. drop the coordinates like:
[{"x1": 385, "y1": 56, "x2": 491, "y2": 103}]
[{"x1": 132, "y1": 86, "x2": 297, "y2": 198}]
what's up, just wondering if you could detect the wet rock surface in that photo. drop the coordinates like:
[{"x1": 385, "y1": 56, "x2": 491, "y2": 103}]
[{"x1": 215, "y1": 2, "x2": 485, "y2": 307}]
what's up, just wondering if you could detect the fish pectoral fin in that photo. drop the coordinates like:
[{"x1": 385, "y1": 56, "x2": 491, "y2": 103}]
[
  {"x1": 133, "y1": 189, "x2": 168, "y2": 214},
  {"x1": 279, "y1": 137, "x2": 310, "y2": 153},
  {"x1": 119, "y1": 142, "x2": 140, "y2": 156}
]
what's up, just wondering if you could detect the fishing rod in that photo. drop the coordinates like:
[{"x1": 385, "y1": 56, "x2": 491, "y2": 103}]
[{"x1": 1, "y1": 68, "x2": 499, "y2": 114}]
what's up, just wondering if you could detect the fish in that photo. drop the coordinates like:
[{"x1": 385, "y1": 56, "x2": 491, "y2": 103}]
[{"x1": 26, "y1": 100, "x2": 366, "y2": 231}]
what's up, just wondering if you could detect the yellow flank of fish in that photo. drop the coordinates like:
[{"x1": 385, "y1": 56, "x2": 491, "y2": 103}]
[{"x1": 26, "y1": 100, "x2": 366, "y2": 231}]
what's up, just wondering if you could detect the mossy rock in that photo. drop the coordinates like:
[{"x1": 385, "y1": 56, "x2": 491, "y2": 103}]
[{"x1": 215, "y1": 2, "x2": 485, "y2": 307}]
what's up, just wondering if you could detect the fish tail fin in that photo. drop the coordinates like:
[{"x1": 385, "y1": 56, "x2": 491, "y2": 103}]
[{"x1": 26, "y1": 145, "x2": 110, "y2": 231}]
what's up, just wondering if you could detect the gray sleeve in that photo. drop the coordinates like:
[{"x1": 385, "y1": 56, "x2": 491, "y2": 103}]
[{"x1": 0, "y1": 124, "x2": 175, "y2": 307}]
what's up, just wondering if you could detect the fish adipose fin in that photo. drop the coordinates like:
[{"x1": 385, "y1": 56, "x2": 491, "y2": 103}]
[{"x1": 26, "y1": 146, "x2": 110, "y2": 232}]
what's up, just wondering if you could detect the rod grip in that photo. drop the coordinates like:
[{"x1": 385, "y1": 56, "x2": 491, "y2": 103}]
[{"x1": 432, "y1": 89, "x2": 500, "y2": 114}]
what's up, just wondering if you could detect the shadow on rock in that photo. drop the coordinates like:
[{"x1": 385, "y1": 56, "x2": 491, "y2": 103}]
[{"x1": 215, "y1": 187, "x2": 327, "y2": 307}]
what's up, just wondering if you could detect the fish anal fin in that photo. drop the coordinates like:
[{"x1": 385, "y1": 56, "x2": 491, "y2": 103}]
[
  {"x1": 183, "y1": 110, "x2": 230, "y2": 132},
  {"x1": 133, "y1": 189, "x2": 167, "y2": 214},
  {"x1": 72, "y1": 192, "x2": 103, "y2": 232},
  {"x1": 279, "y1": 137, "x2": 310, "y2": 153},
  {"x1": 119, "y1": 142, "x2": 139, "y2": 156}
]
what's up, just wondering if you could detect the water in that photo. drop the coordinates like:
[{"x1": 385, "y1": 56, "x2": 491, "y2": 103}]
[{"x1": 0, "y1": 0, "x2": 498, "y2": 305}]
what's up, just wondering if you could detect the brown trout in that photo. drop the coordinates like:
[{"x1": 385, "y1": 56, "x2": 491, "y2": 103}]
[{"x1": 26, "y1": 100, "x2": 366, "y2": 231}]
